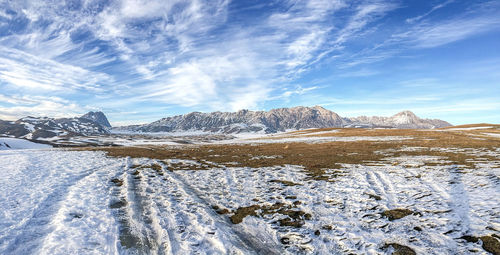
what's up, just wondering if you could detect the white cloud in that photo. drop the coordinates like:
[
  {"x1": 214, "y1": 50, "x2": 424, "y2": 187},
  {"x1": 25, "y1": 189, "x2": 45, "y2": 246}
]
[
  {"x1": 280, "y1": 85, "x2": 320, "y2": 98},
  {"x1": 0, "y1": 47, "x2": 113, "y2": 93},
  {"x1": 405, "y1": 15, "x2": 500, "y2": 48},
  {"x1": 135, "y1": 47, "x2": 269, "y2": 111},
  {"x1": 0, "y1": 0, "x2": 401, "y2": 118},
  {"x1": 334, "y1": 2, "x2": 398, "y2": 45},
  {"x1": 226, "y1": 83, "x2": 272, "y2": 111},
  {"x1": 0, "y1": 94, "x2": 91, "y2": 120},
  {"x1": 406, "y1": 0, "x2": 455, "y2": 24},
  {"x1": 335, "y1": 1, "x2": 500, "y2": 68}
]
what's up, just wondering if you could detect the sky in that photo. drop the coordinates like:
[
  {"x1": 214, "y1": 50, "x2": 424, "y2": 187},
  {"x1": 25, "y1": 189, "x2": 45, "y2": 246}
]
[{"x1": 0, "y1": 0, "x2": 499, "y2": 126}]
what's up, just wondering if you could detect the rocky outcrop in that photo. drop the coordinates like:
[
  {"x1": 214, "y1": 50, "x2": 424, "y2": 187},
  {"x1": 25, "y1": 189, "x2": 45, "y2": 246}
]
[{"x1": 81, "y1": 111, "x2": 112, "y2": 128}]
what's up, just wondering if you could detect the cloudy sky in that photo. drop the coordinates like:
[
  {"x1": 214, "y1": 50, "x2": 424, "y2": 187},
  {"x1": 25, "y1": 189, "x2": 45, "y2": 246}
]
[{"x1": 0, "y1": 0, "x2": 499, "y2": 125}]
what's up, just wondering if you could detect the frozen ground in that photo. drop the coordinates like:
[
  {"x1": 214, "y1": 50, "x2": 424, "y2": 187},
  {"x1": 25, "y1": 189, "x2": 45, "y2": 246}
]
[
  {"x1": 0, "y1": 149, "x2": 258, "y2": 254},
  {"x1": 0, "y1": 150, "x2": 122, "y2": 254},
  {"x1": 174, "y1": 160, "x2": 500, "y2": 254},
  {"x1": 0, "y1": 136, "x2": 499, "y2": 254},
  {"x1": 0, "y1": 137, "x2": 52, "y2": 150}
]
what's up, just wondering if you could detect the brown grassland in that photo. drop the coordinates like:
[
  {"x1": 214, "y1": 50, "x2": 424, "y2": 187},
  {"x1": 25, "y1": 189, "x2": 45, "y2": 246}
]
[{"x1": 84, "y1": 126, "x2": 500, "y2": 181}]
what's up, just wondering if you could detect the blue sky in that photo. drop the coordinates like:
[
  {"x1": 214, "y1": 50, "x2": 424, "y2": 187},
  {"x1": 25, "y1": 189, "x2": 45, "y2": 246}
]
[{"x1": 0, "y1": 0, "x2": 499, "y2": 125}]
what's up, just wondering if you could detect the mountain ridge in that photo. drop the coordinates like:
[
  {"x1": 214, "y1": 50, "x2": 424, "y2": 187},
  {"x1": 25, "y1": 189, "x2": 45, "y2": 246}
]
[
  {"x1": 0, "y1": 107, "x2": 453, "y2": 139},
  {"x1": 0, "y1": 111, "x2": 111, "y2": 140},
  {"x1": 116, "y1": 106, "x2": 451, "y2": 133}
]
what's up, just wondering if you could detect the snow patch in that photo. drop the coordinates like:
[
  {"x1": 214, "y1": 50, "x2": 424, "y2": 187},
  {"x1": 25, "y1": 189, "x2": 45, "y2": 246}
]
[
  {"x1": 482, "y1": 133, "x2": 500, "y2": 138},
  {"x1": 0, "y1": 138, "x2": 52, "y2": 150},
  {"x1": 444, "y1": 126, "x2": 493, "y2": 131}
]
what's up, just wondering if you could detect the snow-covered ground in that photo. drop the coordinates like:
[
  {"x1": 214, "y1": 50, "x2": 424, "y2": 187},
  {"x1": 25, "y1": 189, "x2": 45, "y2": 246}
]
[
  {"x1": 0, "y1": 150, "x2": 257, "y2": 254},
  {"x1": 0, "y1": 150, "x2": 122, "y2": 254},
  {"x1": 443, "y1": 127, "x2": 494, "y2": 131},
  {"x1": 37, "y1": 132, "x2": 413, "y2": 147},
  {"x1": 483, "y1": 133, "x2": 500, "y2": 138},
  {"x1": 1, "y1": 146, "x2": 499, "y2": 254},
  {"x1": 0, "y1": 138, "x2": 52, "y2": 150},
  {"x1": 175, "y1": 160, "x2": 500, "y2": 254}
]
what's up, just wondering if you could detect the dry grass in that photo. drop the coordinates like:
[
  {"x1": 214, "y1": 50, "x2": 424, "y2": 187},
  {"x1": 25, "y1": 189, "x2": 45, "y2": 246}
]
[
  {"x1": 110, "y1": 178, "x2": 123, "y2": 187},
  {"x1": 229, "y1": 202, "x2": 310, "y2": 227},
  {"x1": 89, "y1": 141, "x2": 395, "y2": 180},
  {"x1": 79, "y1": 127, "x2": 499, "y2": 181}
]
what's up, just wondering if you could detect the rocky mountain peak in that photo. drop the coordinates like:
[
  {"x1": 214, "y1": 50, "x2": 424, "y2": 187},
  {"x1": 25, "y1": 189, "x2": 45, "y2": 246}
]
[
  {"x1": 390, "y1": 110, "x2": 419, "y2": 124},
  {"x1": 394, "y1": 110, "x2": 417, "y2": 117},
  {"x1": 81, "y1": 111, "x2": 111, "y2": 128}
]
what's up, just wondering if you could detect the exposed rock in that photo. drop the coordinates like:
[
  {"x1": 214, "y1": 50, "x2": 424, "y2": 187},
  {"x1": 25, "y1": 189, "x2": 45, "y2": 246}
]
[
  {"x1": 81, "y1": 111, "x2": 112, "y2": 128},
  {"x1": 119, "y1": 106, "x2": 346, "y2": 133},
  {"x1": 382, "y1": 208, "x2": 414, "y2": 221},
  {"x1": 116, "y1": 106, "x2": 451, "y2": 134},
  {"x1": 382, "y1": 243, "x2": 416, "y2": 255},
  {"x1": 461, "y1": 235, "x2": 479, "y2": 243},
  {"x1": 481, "y1": 235, "x2": 500, "y2": 255}
]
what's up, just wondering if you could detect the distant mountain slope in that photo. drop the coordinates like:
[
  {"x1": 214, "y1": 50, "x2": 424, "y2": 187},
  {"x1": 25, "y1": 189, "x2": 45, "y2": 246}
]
[
  {"x1": 0, "y1": 111, "x2": 111, "y2": 140},
  {"x1": 348, "y1": 111, "x2": 451, "y2": 129},
  {"x1": 117, "y1": 106, "x2": 451, "y2": 133}
]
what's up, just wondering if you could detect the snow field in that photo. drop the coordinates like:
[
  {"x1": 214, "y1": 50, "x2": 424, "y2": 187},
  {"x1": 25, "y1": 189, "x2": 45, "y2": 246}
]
[
  {"x1": 0, "y1": 137, "x2": 52, "y2": 150},
  {"x1": 175, "y1": 158, "x2": 500, "y2": 254},
  {"x1": 1, "y1": 147, "x2": 499, "y2": 254},
  {"x1": 0, "y1": 150, "x2": 123, "y2": 254}
]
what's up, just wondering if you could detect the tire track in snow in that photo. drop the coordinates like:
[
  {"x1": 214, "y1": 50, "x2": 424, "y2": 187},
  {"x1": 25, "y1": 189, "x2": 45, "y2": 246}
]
[
  {"x1": 445, "y1": 166, "x2": 471, "y2": 236},
  {"x1": 112, "y1": 157, "x2": 166, "y2": 254},
  {"x1": 113, "y1": 158, "x2": 269, "y2": 254},
  {"x1": 162, "y1": 165, "x2": 279, "y2": 254}
]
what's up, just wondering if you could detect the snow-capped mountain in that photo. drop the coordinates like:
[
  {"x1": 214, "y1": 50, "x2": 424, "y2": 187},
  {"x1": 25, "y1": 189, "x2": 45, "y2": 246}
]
[
  {"x1": 348, "y1": 111, "x2": 451, "y2": 129},
  {"x1": 0, "y1": 107, "x2": 452, "y2": 139},
  {"x1": 117, "y1": 106, "x2": 451, "y2": 133},
  {"x1": 0, "y1": 111, "x2": 111, "y2": 140},
  {"x1": 81, "y1": 111, "x2": 112, "y2": 128},
  {"x1": 117, "y1": 106, "x2": 345, "y2": 133}
]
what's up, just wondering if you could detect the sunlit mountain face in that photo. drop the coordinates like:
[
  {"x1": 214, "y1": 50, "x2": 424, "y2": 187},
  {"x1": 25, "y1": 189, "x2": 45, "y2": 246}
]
[{"x1": 0, "y1": 0, "x2": 499, "y2": 125}]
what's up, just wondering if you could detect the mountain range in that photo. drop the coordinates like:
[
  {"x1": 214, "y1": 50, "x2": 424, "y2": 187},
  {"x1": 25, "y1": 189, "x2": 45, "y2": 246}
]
[
  {"x1": 0, "y1": 106, "x2": 451, "y2": 140},
  {"x1": 117, "y1": 106, "x2": 451, "y2": 133},
  {"x1": 0, "y1": 112, "x2": 111, "y2": 140}
]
